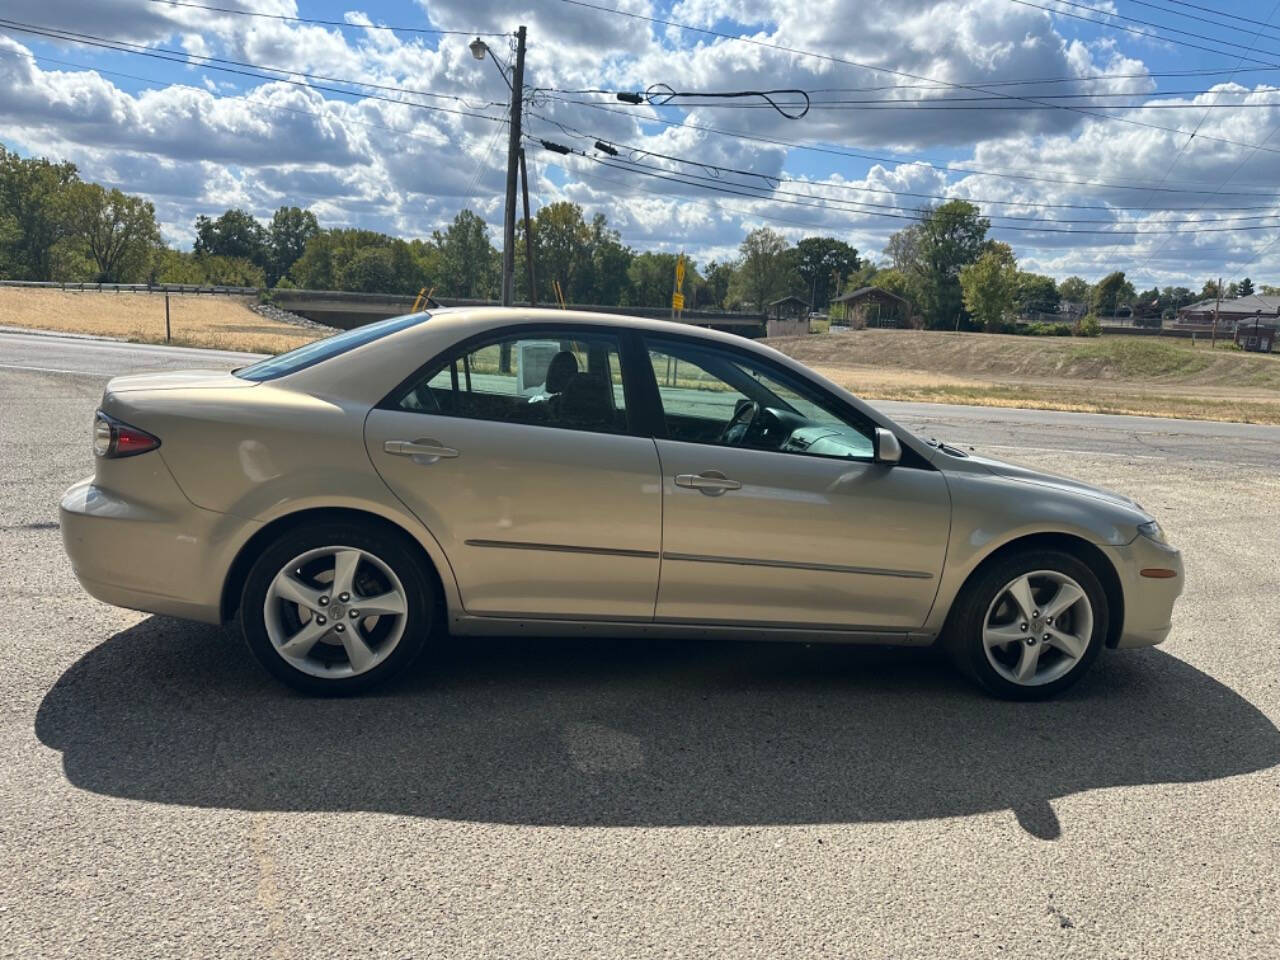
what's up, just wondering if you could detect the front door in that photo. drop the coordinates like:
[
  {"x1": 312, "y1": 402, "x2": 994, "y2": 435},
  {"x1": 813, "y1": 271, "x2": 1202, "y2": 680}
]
[
  {"x1": 365, "y1": 326, "x2": 661, "y2": 621},
  {"x1": 642, "y1": 335, "x2": 950, "y2": 630}
]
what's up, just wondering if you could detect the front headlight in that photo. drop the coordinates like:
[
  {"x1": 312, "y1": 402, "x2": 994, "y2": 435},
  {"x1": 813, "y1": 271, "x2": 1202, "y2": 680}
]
[{"x1": 1138, "y1": 520, "x2": 1168, "y2": 545}]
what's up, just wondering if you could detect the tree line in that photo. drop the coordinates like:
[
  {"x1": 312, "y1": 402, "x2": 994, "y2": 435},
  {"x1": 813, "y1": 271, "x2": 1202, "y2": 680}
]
[{"x1": 1, "y1": 143, "x2": 1271, "y2": 328}]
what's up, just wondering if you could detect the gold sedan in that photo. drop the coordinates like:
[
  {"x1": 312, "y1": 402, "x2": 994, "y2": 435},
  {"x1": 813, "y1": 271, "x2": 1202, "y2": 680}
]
[{"x1": 60, "y1": 308, "x2": 1183, "y2": 698}]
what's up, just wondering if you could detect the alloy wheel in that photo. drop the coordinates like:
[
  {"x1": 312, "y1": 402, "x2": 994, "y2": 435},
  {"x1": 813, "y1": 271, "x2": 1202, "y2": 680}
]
[
  {"x1": 263, "y1": 545, "x2": 409, "y2": 679},
  {"x1": 982, "y1": 569, "x2": 1094, "y2": 687}
]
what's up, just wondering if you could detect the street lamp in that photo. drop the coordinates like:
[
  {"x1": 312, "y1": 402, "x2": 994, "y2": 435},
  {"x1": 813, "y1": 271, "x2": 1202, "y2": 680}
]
[{"x1": 468, "y1": 28, "x2": 526, "y2": 307}]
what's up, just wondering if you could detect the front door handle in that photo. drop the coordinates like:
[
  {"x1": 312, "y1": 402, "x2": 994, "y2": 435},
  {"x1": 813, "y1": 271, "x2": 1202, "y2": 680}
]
[
  {"x1": 674, "y1": 471, "x2": 741, "y2": 496},
  {"x1": 383, "y1": 438, "x2": 459, "y2": 462}
]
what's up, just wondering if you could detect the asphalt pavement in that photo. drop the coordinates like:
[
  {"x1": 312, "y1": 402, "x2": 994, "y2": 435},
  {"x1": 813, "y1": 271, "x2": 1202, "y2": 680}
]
[{"x1": 1, "y1": 330, "x2": 1277, "y2": 959}]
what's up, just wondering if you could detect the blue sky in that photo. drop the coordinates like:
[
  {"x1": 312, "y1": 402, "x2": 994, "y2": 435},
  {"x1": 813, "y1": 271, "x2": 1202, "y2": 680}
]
[{"x1": 2, "y1": 0, "x2": 1279, "y2": 287}]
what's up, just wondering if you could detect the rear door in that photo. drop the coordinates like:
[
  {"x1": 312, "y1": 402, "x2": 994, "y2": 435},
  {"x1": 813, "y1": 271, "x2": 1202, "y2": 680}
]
[
  {"x1": 641, "y1": 334, "x2": 950, "y2": 630},
  {"x1": 365, "y1": 325, "x2": 661, "y2": 621}
]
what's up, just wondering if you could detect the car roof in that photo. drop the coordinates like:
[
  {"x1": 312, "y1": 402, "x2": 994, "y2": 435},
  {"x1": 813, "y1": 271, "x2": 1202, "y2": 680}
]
[{"x1": 421, "y1": 306, "x2": 758, "y2": 346}]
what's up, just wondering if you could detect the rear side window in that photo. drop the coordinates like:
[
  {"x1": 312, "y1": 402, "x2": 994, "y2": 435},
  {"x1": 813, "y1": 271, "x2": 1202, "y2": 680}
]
[
  {"x1": 395, "y1": 329, "x2": 629, "y2": 435},
  {"x1": 235, "y1": 312, "x2": 429, "y2": 382}
]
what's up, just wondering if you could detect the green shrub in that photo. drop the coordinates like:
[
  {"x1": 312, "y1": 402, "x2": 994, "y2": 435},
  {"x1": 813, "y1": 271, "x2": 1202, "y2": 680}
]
[{"x1": 1077, "y1": 314, "x2": 1102, "y2": 337}]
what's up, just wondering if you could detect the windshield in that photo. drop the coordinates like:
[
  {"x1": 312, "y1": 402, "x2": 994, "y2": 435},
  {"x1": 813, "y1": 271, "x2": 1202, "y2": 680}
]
[{"x1": 235, "y1": 312, "x2": 430, "y2": 382}]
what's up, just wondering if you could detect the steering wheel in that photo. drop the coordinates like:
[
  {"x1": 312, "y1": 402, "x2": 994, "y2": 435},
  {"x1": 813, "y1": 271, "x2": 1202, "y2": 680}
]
[{"x1": 720, "y1": 399, "x2": 761, "y2": 446}]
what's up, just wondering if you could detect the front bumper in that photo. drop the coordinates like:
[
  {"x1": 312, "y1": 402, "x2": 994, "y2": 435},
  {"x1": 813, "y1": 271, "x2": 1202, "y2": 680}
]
[
  {"x1": 60, "y1": 475, "x2": 255, "y2": 624},
  {"x1": 1102, "y1": 534, "x2": 1185, "y2": 648}
]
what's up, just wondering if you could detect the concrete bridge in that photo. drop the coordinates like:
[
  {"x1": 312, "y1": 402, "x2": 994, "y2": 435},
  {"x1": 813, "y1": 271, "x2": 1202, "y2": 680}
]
[{"x1": 271, "y1": 289, "x2": 765, "y2": 336}]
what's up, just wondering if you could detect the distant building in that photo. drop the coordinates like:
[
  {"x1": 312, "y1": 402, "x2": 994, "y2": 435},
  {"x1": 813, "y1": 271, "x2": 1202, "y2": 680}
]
[
  {"x1": 766, "y1": 295, "x2": 812, "y2": 337},
  {"x1": 1235, "y1": 320, "x2": 1277, "y2": 353},
  {"x1": 1176, "y1": 295, "x2": 1280, "y2": 329},
  {"x1": 829, "y1": 286, "x2": 912, "y2": 327}
]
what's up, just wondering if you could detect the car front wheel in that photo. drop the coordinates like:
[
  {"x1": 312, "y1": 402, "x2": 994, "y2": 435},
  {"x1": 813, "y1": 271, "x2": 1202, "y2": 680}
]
[
  {"x1": 946, "y1": 549, "x2": 1108, "y2": 700},
  {"x1": 239, "y1": 521, "x2": 434, "y2": 695}
]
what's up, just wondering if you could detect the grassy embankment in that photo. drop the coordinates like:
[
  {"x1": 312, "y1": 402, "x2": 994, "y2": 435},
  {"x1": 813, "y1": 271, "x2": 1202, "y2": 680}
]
[
  {"x1": 769, "y1": 329, "x2": 1280, "y2": 424},
  {"x1": 4, "y1": 287, "x2": 1279, "y2": 423},
  {"x1": 0, "y1": 287, "x2": 321, "y2": 355}
]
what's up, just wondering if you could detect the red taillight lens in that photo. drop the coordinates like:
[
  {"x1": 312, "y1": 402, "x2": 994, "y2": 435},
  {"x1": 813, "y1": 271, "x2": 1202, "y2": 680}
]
[{"x1": 93, "y1": 411, "x2": 160, "y2": 459}]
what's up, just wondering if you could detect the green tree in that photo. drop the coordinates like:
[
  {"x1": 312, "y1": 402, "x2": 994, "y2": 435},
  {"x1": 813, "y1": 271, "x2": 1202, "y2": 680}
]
[
  {"x1": 883, "y1": 224, "x2": 920, "y2": 273},
  {"x1": 1058, "y1": 275, "x2": 1090, "y2": 304},
  {"x1": 526, "y1": 201, "x2": 592, "y2": 304},
  {"x1": 702, "y1": 259, "x2": 735, "y2": 310},
  {"x1": 728, "y1": 227, "x2": 796, "y2": 313},
  {"x1": 628, "y1": 251, "x2": 684, "y2": 307},
  {"x1": 435, "y1": 209, "x2": 498, "y2": 299},
  {"x1": 0, "y1": 146, "x2": 80, "y2": 280},
  {"x1": 336, "y1": 246, "x2": 397, "y2": 293},
  {"x1": 959, "y1": 243, "x2": 1019, "y2": 332},
  {"x1": 588, "y1": 214, "x2": 632, "y2": 306},
  {"x1": 266, "y1": 206, "x2": 318, "y2": 286},
  {"x1": 194, "y1": 209, "x2": 266, "y2": 266},
  {"x1": 794, "y1": 236, "x2": 859, "y2": 310},
  {"x1": 1015, "y1": 272, "x2": 1058, "y2": 315},
  {"x1": 902, "y1": 200, "x2": 990, "y2": 328},
  {"x1": 1198, "y1": 278, "x2": 1222, "y2": 301},
  {"x1": 64, "y1": 182, "x2": 161, "y2": 282},
  {"x1": 1238, "y1": 277, "x2": 1255, "y2": 297},
  {"x1": 1093, "y1": 271, "x2": 1136, "y2": 315}
]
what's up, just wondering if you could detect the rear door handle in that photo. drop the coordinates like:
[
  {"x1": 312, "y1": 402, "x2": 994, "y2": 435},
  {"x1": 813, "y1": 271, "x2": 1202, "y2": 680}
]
[
  {"x1": 383, "y1": 438, "x2": 459, "y2": 461},
  {"x1": 674, "y1": 471, "x2": 741, "y2": 496}
]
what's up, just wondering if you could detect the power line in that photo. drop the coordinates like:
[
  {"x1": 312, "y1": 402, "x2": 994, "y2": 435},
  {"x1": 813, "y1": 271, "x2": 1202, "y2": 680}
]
[
  {"x1": 142, "y1": 0, "x2": 507, "y2": 37},
  {"x1": 1157, "y1": 0, "x2": 1280, "y2": 31},
  {"x1": 528, "y1": 136, "x2": 1280, "y2": 235},
  {"x1": 1005, "y1": 0, "x2": 1280, "y2": 64},
  {"x1": 539, "y1": 93, "x2": 1280, "y2": 197},
  {"x1": 1131, "y1": 1, "x2": 1280, "y2": 282},
  {"x1": 538, "y1": 114, "x2": 1280, "y2": 223},
  {"x1": 0, "y1": 18, "x2": 505, "y2": 111},
  {"x1": 555, "y1": 0, "x2": 1280, "y2": 154},
  {"x1": 0, "y1": 19, "x2": 508, "y2": 123},
  {"x1": 1119, "y1": 0, "x2": 1280, "y2": 40},
  {"x1": 0, "y1": 47, "x2": 501, "y2": 148}
]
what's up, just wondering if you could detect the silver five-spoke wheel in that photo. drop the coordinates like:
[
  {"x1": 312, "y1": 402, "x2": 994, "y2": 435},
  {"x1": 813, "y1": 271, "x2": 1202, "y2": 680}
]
[
  {"x1": 982, "y1": 569, "x2": 1093, "y2": 687},
  {"x1": 264, "y1": 545, "x2": 409, "y2": 679}
]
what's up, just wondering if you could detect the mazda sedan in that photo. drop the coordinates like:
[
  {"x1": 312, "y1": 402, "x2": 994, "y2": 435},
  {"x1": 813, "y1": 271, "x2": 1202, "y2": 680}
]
[{"x1": 60, "y1": 308, "x2": 1183, "y2": 699}]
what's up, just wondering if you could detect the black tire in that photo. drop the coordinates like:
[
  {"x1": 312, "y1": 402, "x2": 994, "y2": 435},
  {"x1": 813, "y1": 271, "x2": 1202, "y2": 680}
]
[
  {"x1": 238, "y1": 520, "x2": 436, "y2": 695},
  {"x1": 943, "y1": 549, "x2": 1108, "y2": 701}
]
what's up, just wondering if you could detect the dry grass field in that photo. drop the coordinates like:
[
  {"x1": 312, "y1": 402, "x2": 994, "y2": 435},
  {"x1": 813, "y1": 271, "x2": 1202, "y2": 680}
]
[
  {"x1": 0, "y1": 288, "x2": 322, "y2": 354},
  {"x1": 769, "y1": 329, "x2": 1280, "y2": 424}
]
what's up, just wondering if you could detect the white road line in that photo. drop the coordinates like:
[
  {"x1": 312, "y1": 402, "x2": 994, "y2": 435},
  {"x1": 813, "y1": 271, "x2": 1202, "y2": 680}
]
[{"x1": 0, "y1": 362, "x2": 104, "y2": 376}]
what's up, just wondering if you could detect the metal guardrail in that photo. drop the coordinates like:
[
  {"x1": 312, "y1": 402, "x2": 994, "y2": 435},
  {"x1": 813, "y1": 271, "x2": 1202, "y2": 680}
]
[{"x1": 0, "y1": 280, "x2": 260, "y2": 295}]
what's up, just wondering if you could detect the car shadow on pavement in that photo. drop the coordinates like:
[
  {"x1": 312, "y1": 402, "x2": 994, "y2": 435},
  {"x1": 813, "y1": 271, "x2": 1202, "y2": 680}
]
[{"x1": 35, "y1": 617, "x2": 1280, "y2": 839}]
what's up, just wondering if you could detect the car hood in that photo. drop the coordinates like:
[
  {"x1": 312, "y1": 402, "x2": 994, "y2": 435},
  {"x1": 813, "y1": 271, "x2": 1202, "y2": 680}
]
[
  {"x1": 105, "y1": 370, "x2": 257, "y2": 393},
  {"x1": 959, "y1": 451, "x2": 1147, "y2": 515}
]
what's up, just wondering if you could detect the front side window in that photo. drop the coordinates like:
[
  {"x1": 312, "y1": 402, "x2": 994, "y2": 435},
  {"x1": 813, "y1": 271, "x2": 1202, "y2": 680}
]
[
  {"x1": 645, "y1": 337, "x2": 875, "y2": 460},
  {"x1": 396, "y1": 329, "x2": 628, "y2": 434}
]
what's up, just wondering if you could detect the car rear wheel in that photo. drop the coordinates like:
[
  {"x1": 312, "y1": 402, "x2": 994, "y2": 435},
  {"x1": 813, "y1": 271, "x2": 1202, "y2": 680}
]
[
  {"x1": 945, "y1": 549, "x2": 1108, "y2": 700},
  {"x1": 239, "y1": 521, "x2": 434, "y2": 695}
]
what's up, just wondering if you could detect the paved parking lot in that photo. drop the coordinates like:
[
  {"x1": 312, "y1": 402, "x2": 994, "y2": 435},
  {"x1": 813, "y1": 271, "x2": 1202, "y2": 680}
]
[{"x1": 2, "y1": 337, "x2": 1278, "y2": 958}]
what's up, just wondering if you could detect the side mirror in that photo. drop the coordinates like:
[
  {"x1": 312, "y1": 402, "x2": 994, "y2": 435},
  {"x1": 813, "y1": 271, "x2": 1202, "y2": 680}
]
[{"x1": 874, "y1": 427, "x2": 902, "y2": 465}]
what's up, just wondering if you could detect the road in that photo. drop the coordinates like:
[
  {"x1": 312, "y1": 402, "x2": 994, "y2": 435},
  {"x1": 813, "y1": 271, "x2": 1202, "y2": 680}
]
[{"x1": 2, "y1": 330, "x2": 1278, "y2": 958}]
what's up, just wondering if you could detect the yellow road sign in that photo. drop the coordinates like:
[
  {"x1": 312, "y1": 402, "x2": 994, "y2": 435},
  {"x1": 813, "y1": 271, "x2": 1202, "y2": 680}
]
[
  {"x1": 672, "y1": 291, "x2": 685, "y2": 310},
  {"x1": 675, "y1": 255, "x2": 686, "y2": 290}
]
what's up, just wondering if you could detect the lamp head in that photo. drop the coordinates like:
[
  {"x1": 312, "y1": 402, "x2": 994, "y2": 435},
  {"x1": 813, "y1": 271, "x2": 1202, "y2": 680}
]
[{"x1": 469, "y1": 38, "x2": 488, "y2": 61}]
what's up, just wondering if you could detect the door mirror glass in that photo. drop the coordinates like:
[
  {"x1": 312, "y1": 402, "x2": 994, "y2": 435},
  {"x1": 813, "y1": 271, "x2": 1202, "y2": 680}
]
[{"x1": 874, "y1": 427, "x2": 902, "y2": 465}]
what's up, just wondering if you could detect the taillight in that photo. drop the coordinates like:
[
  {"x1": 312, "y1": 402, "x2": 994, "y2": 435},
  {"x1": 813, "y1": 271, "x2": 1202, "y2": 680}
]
[{"x1": 93, "y1": 410, "x2": 160, "y2": 459}]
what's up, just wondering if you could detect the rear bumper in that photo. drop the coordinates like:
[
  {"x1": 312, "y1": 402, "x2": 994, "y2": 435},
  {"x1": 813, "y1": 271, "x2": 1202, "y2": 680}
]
[
  {"x1": 1102, "y1": 535, "x2": 1185, "y2": 649},
  {"x1": 60, "y1": 476, "x2": 254, "y2": 624}
]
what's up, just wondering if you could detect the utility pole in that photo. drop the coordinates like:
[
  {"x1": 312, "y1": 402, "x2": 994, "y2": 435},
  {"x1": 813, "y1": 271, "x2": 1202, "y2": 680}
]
[
  {"x1": 500, "y1": 25, "x2": 527, "y2": 307},
  {"x1": 1211, "y1": 275, "x2": 1222, "y2": 349},
  {"x1": 519, "y1": 147, "x2": 536, "y2": 307}
]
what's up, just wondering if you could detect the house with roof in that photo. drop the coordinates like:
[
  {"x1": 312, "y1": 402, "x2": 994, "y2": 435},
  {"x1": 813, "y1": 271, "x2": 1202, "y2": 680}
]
[
  {"x1": 829, "y1": 286, "x2": 913, "y2": 328},
  {"x1": 1175, "y1": 295, "x2": 1280, "y2": 330}
]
